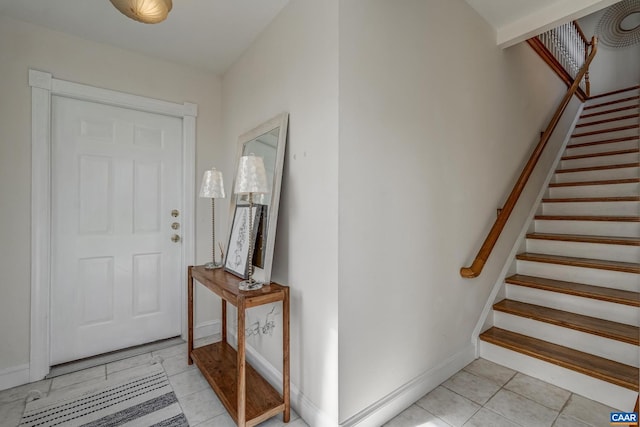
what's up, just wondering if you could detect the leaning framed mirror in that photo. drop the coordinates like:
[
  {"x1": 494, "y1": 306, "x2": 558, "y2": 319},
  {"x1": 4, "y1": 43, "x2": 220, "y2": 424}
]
[{"x1": 225, "y1": 113, "x2": 288, "y2": 285}]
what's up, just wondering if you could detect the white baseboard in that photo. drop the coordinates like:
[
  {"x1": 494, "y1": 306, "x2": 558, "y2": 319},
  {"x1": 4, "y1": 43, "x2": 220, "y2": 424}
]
[
  {"x1": 339, "y1": 342, "x2": 476, "y2": 427},
  {"x1": 0, "y1": 364, "x2": 30, "y2": 391},
  {"x1": 194, "y1": 320, "x2": 221, "y2": 340},
  {"x1": 227, "y1": 330, "x2": 337, "y2": 427}
]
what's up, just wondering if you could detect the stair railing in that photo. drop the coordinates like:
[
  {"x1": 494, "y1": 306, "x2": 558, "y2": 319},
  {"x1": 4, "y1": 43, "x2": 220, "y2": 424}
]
[
  {"x1": 528, "y1": 21, "x2": 593, "y2": 99},
  {"x1": 460, "y1": 35, "x2": 597, "y2": 279}
]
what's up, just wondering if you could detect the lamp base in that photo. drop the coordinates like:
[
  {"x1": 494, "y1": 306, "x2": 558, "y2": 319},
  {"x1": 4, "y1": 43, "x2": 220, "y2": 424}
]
[
  {"x1": 204, "y1": 261, "x2": 223, "y2": 270},
  {"x1": 239, "y1": 279, "x2": 263, "y2": 291}
]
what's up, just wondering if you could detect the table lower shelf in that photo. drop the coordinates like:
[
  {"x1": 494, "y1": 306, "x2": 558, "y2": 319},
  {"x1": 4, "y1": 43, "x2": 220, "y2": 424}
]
[{"x1": 190, "y1": 342, "x2": 285, "y2": 426}]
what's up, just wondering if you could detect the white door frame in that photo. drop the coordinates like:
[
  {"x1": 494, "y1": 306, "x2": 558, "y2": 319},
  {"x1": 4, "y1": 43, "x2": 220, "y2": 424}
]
[{"x1": 29, "y1": 69, "x2": 196, "y2": 381}]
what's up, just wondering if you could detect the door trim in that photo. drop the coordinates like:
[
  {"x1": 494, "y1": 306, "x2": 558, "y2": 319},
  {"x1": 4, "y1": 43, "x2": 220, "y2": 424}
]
[{"x1": 29, "y1": 69, "x2": 197, "y2": 381}]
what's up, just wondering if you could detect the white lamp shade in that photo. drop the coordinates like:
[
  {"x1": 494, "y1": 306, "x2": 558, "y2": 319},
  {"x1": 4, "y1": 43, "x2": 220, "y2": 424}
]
[
  {"x1": 110, "y1": 0, "x2": 172, "y2": 24},
  {"x1": 234, "y1": 154, "x2": 270, "y2": 194},
  {"x1": 199, "y1": 168, "x2": 225, "y2": 198}
]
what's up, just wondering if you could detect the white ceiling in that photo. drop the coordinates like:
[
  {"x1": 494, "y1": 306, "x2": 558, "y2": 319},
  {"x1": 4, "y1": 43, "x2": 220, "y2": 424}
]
[
  {"x1": 464, "y1": 0, "x2": 622, "y2": 46},
  {"x1": 0, "y1": 0, "x2": 623, "y2": 73},
  {"x1": 0, "y1": 0, "x2": 290, "y2": 75}
]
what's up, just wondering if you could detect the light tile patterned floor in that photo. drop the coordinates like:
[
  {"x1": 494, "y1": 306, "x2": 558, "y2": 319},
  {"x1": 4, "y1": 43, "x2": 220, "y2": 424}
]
[
  {"x1": 0, "y1": 345, "x2": 620, "y2": 427},
  {"x1": 384, "y1": 358, "x2": 620, "y2": 427}
]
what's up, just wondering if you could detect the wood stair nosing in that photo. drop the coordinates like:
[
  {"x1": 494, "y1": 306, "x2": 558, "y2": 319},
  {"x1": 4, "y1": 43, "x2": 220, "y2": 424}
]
[
  {"x1": 555, "y1": 162, "x2": 640, "y2": 174},
  {"x1": 561, "y1": 148, "x2": 639, "y2": 161},
  {"x1": 583, "y1": 95, "x2": 640, "y2": 111},
  {"x1": 580, "y1": 104, "x2": 640, "y2": 119},
  {"x1": 566, "y1": 135, "x2": 639, "y2": 149},
  {"x1": 588, "y1": 85, "x2": 640, "y2": 100},
  {"x1": 534, "y1": 215, "x2": 640, "y2": 222},
  {"x1": 516, "y1": 252, "x2": 640, "y2": 274},
  {"x1": 575, "y1": 113, "x2": 640, "y2": 128},
  {"x1": 548, "y1": 178, "x2": 640, "y2": 187},
  {"x1": 572, "y1": 124, "x2": 639, "y2": 138},
  {"x1": 479, "y1": 327, "x2": 639, "y2": 391},
  {"x1": 541, "y1": 196, "x2": 640, "y2": 203},
  {"x1": 526, "y1": 232, "x2": 640, "y2": 246},
  {"x1": 505, "y1": 274, "x2": 640, "y2": 307},
  {"x1": 493, "y1": 299, "x2": 640, "y2": 345}
]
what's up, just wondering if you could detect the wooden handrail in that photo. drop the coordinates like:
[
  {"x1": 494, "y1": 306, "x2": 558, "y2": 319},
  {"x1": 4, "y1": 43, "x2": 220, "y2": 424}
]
[
  {"x1": 573, "y1": 20, "x2": 589, "y2": 46},
  {"x1": 460, "y1": 36, "x2": 598, "y2": 278}
]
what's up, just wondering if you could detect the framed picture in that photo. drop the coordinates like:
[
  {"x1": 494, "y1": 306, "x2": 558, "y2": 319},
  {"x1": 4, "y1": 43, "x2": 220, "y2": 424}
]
[{"x1": 224, "y1": 204, "x2": 262, "y2": 278}]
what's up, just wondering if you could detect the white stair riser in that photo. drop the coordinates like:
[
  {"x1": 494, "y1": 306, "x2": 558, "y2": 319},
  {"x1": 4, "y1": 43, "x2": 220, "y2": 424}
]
[
  {"x1": 516, "y1": 260, "x2": 639, "y2": 292},
  {"x1": 479, "y1": 340, "x2": 638, "y2": 411},
  {"x1": 493, "y1": 311, "x2": 639, "y2": 367},
  {"x1": 579, "y1": 108, "x2": 640, "y2": 124},
  {"x1": 554, "y1": 166, "x2": 639, "y2": 183},
  {"x1": 564, "y1": 139, "x2": 639, "y2": 157},
  {"x1": 505, "y1": 284, "x2": 640, "y2": 326},
  {"x1": 547, "y1": 182, "x2": 638, "y2": 198},
  {"x1": 535, "y1": 219, "x2": 640, "y2": 237},
  {"x1": 560, "y1": 152, "x2": 639, "y2": 169},
  {"x1": 574, "y1": 118, "x2": 639, "y2": 135},
  {"x1": 526, "y1": 239, "x2": 640, "y2": 263},
  {"x1": 542, "y1": 201, "x2": 639, "y2": 216},
  {"x1": 569, "y1": 127, "x2": 640, "y2": 145},
  {"x1": 585, "y1": 91, "x2": 640, "y2": 108}
]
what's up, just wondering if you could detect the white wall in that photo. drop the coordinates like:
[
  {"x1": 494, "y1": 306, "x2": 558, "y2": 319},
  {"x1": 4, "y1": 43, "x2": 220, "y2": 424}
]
[
  {"x1": 578, "y1": 9, "x2": 640, "y2": 94},
  {"x1": 0, "y1": 15, "x2": 222, "y2": 378},
  {"x1": 221, "y1": 0, "x2": 339, "y2": 425},
  {"x1": 338, "y1": 0, "x2": 567, "y2": 422}
]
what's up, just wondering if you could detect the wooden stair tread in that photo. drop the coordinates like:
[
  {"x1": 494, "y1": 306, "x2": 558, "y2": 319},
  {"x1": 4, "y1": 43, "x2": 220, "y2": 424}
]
[
  {"x1": 479, "y1": 327, "x2": 639, "y2": 391},
  {"x1": 516, "y1": 252, "x2": 640, "y2": 274},
  {"x1": 493, "y1": 299, "x2": 639, "y2": 345},
  {"x1": 588, "y1": 85, "x2": 640, "y2": 100},
  {"x1": 581, "y1": 104, "x2": 640, "y2": 119},
  {"x1": 548, "y1": 178, "x2": 639, "y2": 187},
  {"x1": 555, "y1": 162, "x2": 639, "y2": 174},
  {"x1": 506, "y1": 274, "x2": 640, "y2": 307},
  {"x1": 576, "y1": 113, "x2": 640, "y2": 128},
  {"x1": 566, "y1": 135, "x2": 639, "y2": 149},
  {"x1": 584, "y1": 95, "x2": 639, "y2": 110},
  {"x1": 562, "y1": 148, "x2": 639, "y2": 160},
  {"x1": 526, "y1": 232, "x2": 640, "y2": 246},
  {"x1": 572, "y1": 124, "x2": 639, "y2": 138},
  {"x1": 542, "y1": 196, "x2": 640, "y2": 203},
  {"x1": 535, "y1": 215, "x2": 640, "y2": 222}
]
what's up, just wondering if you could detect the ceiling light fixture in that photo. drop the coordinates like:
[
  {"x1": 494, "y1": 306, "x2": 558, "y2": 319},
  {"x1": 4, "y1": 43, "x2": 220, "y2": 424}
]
[{"x1": 110, "y1": 0, "x2": 173, "y2": 24}]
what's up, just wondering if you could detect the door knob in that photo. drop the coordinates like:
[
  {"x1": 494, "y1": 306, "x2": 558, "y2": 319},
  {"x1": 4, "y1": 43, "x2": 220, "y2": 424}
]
[
  {"x1": 171, "y1": 234, "x2": 181, "y2": 243},
  {"x1": 171, "y1": 222, "x2": 180, "y2": 230}
]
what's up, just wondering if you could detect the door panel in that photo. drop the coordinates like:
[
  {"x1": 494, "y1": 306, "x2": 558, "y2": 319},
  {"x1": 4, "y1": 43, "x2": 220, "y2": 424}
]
[{"x1": 51, "y1": 96, "x2": 183, "y2": 365}]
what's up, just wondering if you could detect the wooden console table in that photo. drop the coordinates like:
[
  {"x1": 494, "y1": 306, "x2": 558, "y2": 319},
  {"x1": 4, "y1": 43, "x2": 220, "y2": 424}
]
[{"x1": 187, "y1": 265, "x2": 290, "y2": 427}]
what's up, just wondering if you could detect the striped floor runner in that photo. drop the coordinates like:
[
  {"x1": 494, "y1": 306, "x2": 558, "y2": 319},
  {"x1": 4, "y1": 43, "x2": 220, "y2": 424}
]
[{"x1": 19, "y1": 364, "x2": 188, "y2": 427}]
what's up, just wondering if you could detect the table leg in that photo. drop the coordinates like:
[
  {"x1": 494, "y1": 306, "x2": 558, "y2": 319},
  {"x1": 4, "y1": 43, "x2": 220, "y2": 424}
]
[
  {"x1": 222, "y1": 300, "x2": 227, "y2": 343},
  {"x1": 237, "y1": 297, "x2": 246, "y2": 427},
  {"x1": 283, "y1": 289, "x2": 290, "y2": 422}
]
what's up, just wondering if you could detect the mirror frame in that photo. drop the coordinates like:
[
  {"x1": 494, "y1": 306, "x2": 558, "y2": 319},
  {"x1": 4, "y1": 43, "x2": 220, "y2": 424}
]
[{"x1": 226, "y1": 112, "x2": 288, "y2": 285}]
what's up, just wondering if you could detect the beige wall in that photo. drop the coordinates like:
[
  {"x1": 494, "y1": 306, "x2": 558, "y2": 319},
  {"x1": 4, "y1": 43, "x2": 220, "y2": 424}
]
[
  {"x1": 221, "y1": 0, "x2": 339, "y2": 424},
  {"x1": 338, "y1": 0, "x2": 567, "y2": 422},
  {"x1": 0, "y1": 15, "x2": 222, "y2": 374}
]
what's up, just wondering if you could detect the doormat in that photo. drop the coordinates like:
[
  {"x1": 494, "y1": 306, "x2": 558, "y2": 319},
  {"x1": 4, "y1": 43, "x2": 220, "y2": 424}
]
[{"x1": 19, "y1": 363, "x2": 188, "y2": 427}]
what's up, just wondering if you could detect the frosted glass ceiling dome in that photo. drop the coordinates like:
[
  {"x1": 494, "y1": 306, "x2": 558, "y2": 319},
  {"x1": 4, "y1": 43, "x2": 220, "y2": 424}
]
[{"x1": 595, "y1": 0, "x2": 640, "y2": 48}]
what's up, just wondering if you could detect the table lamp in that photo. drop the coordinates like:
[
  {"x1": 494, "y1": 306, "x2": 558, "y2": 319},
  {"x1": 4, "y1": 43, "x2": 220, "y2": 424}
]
[{"x1": 199, "y1": 167, "x2": 225, "y2": 269}]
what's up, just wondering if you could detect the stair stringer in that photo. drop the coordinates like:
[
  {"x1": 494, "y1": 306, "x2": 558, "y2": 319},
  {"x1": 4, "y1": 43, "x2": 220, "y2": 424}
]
[{"x1": 471, "y1": 100, "x2": 585, "y2": 349}]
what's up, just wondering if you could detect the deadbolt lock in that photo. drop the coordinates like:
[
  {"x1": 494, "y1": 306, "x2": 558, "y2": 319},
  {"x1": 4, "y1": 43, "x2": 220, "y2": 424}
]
[{"x1": 171, "y1": 209, "x2": 180, "y2": 218}]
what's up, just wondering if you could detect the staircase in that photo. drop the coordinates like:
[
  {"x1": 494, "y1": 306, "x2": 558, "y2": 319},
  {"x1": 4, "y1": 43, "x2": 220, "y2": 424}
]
[{"x1": 479, "y1": 85, "x2": 640, "y2": 410}]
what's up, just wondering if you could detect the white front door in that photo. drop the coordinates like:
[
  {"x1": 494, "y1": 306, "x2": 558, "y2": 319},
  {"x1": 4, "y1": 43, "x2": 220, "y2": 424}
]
[{"x1": 50, "y1": 96, "x2": 183, "y2": 365}]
